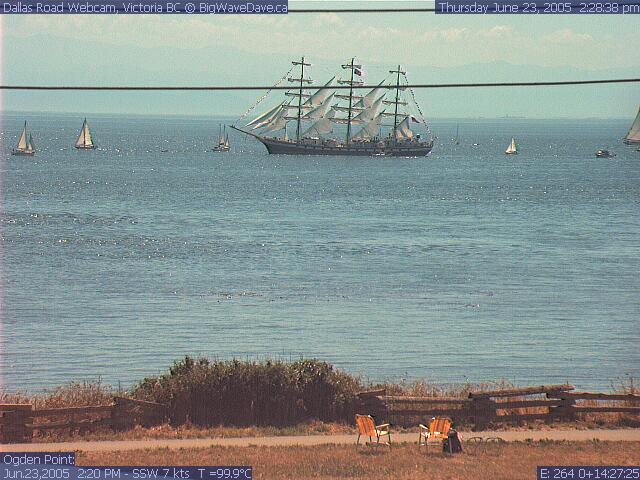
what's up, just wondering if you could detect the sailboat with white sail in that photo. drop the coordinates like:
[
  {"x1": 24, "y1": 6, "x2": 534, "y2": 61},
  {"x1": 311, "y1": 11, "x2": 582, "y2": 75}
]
[
  {"x1": 212, "y1": 124, "x2": 230, "y2": 152},
  {"x1": 75, "y1": 118, "x2": 96, "y2": 149},
  {"x1": 505, "y1": 137, "x2": 518, "y2": 155},
  {"x1": 232, "y1": 57, "x2": 434, "y2": 157},
  {"x1": 623, "y1": 106, "x2": 640, "y2": 145},
  {"x1": 12, "y1": 121, "x2": 36, "y2": 156}
]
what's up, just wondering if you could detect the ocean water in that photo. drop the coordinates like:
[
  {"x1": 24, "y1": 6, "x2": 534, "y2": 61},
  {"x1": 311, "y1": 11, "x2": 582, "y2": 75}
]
[{"x1": 1, "y1": 112, "x2": 639, "y2": 393}]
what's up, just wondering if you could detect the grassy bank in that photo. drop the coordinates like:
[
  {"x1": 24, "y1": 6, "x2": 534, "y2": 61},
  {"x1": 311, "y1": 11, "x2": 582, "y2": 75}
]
[
  {"x1": 2, "y1": 357, "x2": 638, "y2": 442},
  {"x1": 79, "y1": 442, "x2": 640, "y2": 480}
]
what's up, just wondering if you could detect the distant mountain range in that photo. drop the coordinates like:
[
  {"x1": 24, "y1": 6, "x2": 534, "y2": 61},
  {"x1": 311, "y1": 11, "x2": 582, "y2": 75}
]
[{"x1": 4, "y1": 35, "x2": 639, "y2": 119}]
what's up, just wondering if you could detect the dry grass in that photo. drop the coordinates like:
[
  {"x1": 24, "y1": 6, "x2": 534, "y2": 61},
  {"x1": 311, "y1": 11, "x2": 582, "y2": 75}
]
[
  {"x1": 31, "y1": 420, "x2": 353, "y2": 442},
  {"x1": 79, "y1": 441, "x2": 640, "y2": 480},
  {"x1": 0, "y1": 381, "x2": 113, "y2": 409}
]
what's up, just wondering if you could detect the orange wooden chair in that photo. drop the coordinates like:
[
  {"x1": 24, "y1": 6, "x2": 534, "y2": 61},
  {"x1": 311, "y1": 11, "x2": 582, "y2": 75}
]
[
  {"x1": 418, "y1": 417, "x2": 452, "y2": 452},
  {"x1": 355, "y1": 414, "x2": 392, "y2": 449}
]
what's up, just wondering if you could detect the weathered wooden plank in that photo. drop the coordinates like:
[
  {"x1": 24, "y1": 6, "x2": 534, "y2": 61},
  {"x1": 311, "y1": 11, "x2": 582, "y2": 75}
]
[
  {"x1": 28, "y1": 417, "x2": 113, "y2": 431},
  {"x1": 492, "y1": 412, "x2": 552, "y2": 422},
  {"x1": 357, "y1": 389, "x2": 386, "y2": 398},
  {"x1": 34, "y1": 405, "x2": 114, "y2": 417},
  {"x1": 1, "y1": 409, "x2": 34, "y2": 442},
  {"x1": 495, "y1": 399, "x2": 563, "y2": 409},
  {"x1": 382, "y1": 396, "x2": 470, "y2": 405},
  {"x1": 0, "y1": 404, "x2": 33, "y2": 411},
  {"x1": 557, "y1": 392, "x2": 640, "y2": 402},
  {"x1": 386, "y1": 408, "x2": 472, "y2": 417},
  {"x1": 469, "y1": 384, "x2": 574, "y2": 399},
  {"x1": 571, "y1": 406, "x2": 640, "y2": 414},
  {"x1": 113, "y1": 396, "x2": 166, "y2": 408}
]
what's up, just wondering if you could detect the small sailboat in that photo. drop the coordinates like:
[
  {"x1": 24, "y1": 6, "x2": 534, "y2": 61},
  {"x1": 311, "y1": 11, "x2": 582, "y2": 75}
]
[
  {"x1": 75, "y1": 118, "x2": 96, "y2": 149},
  {"x1": 212, "y1": 125, "x2": 230, "y2": 152},
  {"x1": 623, "y1": 106, "x2": 640, "y2": 145},
  {"x1": 12, "y1": 121, "x2": 36, "y2": 156},
  {"x1": 505, "y1": 137, "x2": 518, "y2": 155},
  {"x1": 452, "y1": 125, "x2": 460, "y2": 145}
]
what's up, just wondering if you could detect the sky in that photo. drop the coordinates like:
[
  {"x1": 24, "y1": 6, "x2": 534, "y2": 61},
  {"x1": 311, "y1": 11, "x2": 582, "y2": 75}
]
[{"x1": 1, "y1": 0, "x2": 639, "y2": 118}]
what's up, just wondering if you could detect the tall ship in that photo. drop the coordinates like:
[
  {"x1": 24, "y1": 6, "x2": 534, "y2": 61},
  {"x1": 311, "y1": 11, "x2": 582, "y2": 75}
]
[
  {"x1": 75, "y1": 118, "x2": 96, "y2": 149},
  {"x1": 12, "y1": 121, "x2": 36, "y2": 156},
  {"x1": 623, "y1": 106, "x2": 640, "y2": 145},
  {"x1": 232, "y1": 57, "x2": 434, "y2": 157}
]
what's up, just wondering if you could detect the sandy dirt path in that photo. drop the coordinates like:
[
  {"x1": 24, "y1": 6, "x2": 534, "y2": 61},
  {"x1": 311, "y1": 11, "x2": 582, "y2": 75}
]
[{"x1": 2, "y1": 429, "x2": 639, "y2": 452}]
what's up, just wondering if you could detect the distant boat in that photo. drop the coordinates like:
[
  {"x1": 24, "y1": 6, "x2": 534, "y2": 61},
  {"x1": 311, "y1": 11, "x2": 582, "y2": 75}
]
[
  {"x1": 75, "y1": 118, "x2": 96, "y2": 149},
  {"x1": 452, "y1": 125, "x2": 460, "y2": 145},
  {"x1": 12, "y1": 121, "x2": 36, "y2": 156},
  {"x1": 505, "y1": 137, "x2": 518, "y2": 155},
  {"x1": 595, "y1": 149, "x2": 616, "y2": 158},
  {"x1": 212, "y1": 124, "x2": 230, "y2": 152},
  {"x1": 623, "y1": 106, "x2": 640, "y2": 145}
]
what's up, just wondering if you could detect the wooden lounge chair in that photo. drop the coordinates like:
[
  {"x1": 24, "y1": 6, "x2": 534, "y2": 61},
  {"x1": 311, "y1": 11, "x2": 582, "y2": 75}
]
[
  {"x1": 418, "y1": 416, "x2": 452, "y2": 452},
  {"x1": 355, "y1": 414, "x2": 391, "y2": 448}
]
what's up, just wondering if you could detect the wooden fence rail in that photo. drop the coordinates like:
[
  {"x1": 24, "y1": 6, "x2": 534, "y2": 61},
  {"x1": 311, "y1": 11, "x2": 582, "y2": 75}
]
[
  {"x1": 357, "y1": 384, "x2": 640, "y2": 428},
  {"x1": 0, "y1": 397, "x2": 167, "y2": 443},
  {"x1": 3, "y1": 384, "x2": 639, "y2": 443}
]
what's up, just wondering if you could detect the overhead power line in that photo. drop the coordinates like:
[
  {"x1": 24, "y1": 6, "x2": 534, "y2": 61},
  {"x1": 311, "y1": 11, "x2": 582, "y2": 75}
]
[{"x1": 1, "y1": 78, "x2": 638, "y2": 91}]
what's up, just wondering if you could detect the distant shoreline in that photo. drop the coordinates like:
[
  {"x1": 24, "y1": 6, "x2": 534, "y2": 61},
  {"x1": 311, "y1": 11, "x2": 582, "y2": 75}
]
[{"x1": 0, "y1": 110, "x2": 633, "y2": 122}]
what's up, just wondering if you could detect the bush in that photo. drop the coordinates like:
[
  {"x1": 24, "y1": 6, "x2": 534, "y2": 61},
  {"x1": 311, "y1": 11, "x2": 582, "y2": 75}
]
[{"x1": 132, "y1": 357, "x2": 363, "y2": 427}]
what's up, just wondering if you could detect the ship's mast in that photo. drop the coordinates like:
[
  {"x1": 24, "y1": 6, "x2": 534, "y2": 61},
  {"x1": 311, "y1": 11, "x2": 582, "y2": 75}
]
[
  {"x1": 390, "y1": 65, "x2": 404, "y2": 142},
  {"x1": 346, "y1": 58, "x2": 355, "y2": 144},
  {"x1": 340, "y1": 58, "x2": 362, "y2": 145},
  {"x1": 291, "y1": 57, "x2": 311, "y2": 142}
]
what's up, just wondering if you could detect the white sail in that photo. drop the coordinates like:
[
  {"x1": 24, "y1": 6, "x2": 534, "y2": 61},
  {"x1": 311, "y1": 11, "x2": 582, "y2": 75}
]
[
  {"x1": 17, "y1": 123, "x2": 28, "y2": 150},
  {"x1": 351, "y1": 95, "x2": 385, "y2": 124},
  {"x1": 354, "y1": 80, "x2": 386, "y2": 109},
  {"x1": 302, "y1": 94, "x2": 335, "y2": 120},
  {"x1": 352, "y1": 113, "x2": 383, "y2": 141},
  {"x1": 76, "y1": 119, "x2": 94, "y2": 147},
  {"x1": 303, "y1": 76, "x2": 336, "y2": 107},
  {"x1": 246, "y1": 102, "x2": 284, "y2": 128},
  {"x1": 84, "y1": 121, "x2": 93, "y2": 146},
  {"x1": 505, "y1": 137, "x2": 517, "y2": 154},
  {"x1": 253, "y1": 104, "x2": 288, "y2": 130},
  {"x1": 260, "y1": 107, "x2": 289, "y2": 134},
  {"x1": 303, "y1": 110, "x2": 336, "y2": 137},
  {"x1": 27, "y1": 134, "x2": 35, "y2": 151},
  {"x1": 625, "y1": 107, "x2": 640, "y2": 143},
  {"x1": 395, "y1": 116, "x2": 414, "y2": 141}
]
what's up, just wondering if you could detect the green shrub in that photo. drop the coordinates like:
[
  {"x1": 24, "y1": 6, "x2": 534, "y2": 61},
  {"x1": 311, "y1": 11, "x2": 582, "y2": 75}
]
[{"x1": 132, "y1": 357, "x2": 363, "y2": 427}]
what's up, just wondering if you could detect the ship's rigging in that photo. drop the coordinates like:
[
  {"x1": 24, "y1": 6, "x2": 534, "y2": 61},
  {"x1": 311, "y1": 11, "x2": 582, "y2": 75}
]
[{"x1": 232, "y1": 57, "x2": 434, "y2": 156}]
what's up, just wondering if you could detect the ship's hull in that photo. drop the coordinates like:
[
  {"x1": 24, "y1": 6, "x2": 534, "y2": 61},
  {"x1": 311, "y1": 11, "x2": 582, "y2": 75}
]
[
  {"x1": 623, "y1": 138, "x2": 639, "y2": 145},
  {"x1": 11, "y1": 149, "x2": 35, "y2": 156},
  {"x1": 75, "y1": 145, "x2": 96, "y2": 150},
  {"x1": 258, "y1": 137, "x2": 433, "y2": 157}
]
